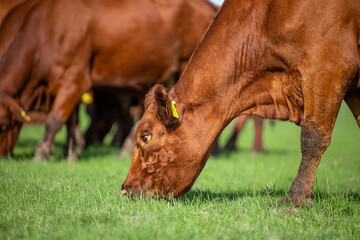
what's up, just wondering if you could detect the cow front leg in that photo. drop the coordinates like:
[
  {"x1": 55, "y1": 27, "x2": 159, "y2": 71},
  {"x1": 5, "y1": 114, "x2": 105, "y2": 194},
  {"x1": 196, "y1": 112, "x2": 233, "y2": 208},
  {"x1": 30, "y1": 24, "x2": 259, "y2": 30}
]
[
  {"x1": 34, "y1": 71, "x2": 90, "y2": 161},
  {"x1": 251, "y1": 115, "x2": 264, "y2": 153},
  {"x1": 279, "y1": 120, "x2": 331, "y2": 207},
  {"x1": 33, "y1": 115, "x2": 63, "y2": 161},
  {"x1": 63, "y1": 105, "x2": 85, "y2": 162},
  {"x1": 279, "y1": 65, "x2": 355, "y2": 207}
]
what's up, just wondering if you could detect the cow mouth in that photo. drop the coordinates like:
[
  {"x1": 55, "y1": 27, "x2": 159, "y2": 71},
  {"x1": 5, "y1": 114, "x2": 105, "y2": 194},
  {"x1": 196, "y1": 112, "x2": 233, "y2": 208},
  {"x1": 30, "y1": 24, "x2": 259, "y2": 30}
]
[{"x1": 121, "y1": 184, "x2": 172, "y2": 200}]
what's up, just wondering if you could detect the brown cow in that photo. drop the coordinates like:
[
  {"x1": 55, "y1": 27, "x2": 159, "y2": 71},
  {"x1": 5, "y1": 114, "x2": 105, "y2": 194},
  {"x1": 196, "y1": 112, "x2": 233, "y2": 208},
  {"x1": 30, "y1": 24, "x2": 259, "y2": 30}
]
[
  {"x1": 122, "y1": 0, "x2": 360, "y2": 207},
  {"x1": 0, "y1": 0, "x2": 133, "y2": 160},
  {"x1": 0, "y1": 0, "x2": 217, "y2": 160},
  {"x1": 0, "y1": 0, "x2": 86, "y2": 161}
]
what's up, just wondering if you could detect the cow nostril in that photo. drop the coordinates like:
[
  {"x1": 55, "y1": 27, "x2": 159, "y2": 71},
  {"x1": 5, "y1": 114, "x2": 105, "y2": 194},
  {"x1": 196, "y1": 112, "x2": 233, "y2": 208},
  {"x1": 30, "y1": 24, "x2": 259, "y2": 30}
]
[
  {"x1": 121, "y1": 184, "x2": 136, "y2": 197},
  {"x1": 121, "y1": 184, "x2": 129, "y2": 196},
  {"x1": 121, "y1": 188, "x2": 129, "y2": 196}
]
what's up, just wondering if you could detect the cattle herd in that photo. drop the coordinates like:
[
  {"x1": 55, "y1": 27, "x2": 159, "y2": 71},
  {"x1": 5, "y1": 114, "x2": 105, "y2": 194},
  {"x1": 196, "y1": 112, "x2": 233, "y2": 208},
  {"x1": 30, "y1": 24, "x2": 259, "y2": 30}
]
[
  {"x1": 0, "y1": 0, "x2": 264, "y2": 161},
  {"x1": 0, "y1": 0, "x2": 219, "y2": 160},
  {"x1": 1, "y1": 0, "x2": 360, "y2": 207}
]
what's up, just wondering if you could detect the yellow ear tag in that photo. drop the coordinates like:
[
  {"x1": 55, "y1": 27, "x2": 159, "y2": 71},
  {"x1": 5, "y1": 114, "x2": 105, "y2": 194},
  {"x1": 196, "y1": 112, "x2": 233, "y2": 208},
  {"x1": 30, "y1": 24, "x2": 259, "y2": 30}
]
[
  {"x1": 20, "y1": 109, "x2": 31, "y2": 122},
  {"x1": 171, "y1": 100, "x2": 179, "y2": 119},
  {"x1": 81, "y1": 92, "x2": 93, "y2": 104}
]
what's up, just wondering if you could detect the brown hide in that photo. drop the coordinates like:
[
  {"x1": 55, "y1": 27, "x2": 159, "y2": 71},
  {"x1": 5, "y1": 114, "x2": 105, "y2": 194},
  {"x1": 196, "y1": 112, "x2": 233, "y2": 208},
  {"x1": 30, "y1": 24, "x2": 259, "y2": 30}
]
[
  {"x1": 0, "y1": 0, "x2": 43, "y2": 117},
  {"x1": 1, "y1": 0, "x2": 99, "y2": 160},
  {"x1": 123, "y1": 0, "x2": 360, "y2": 206},
  {"x1": 0, "y1": 0, "x2": 217, "y2": 159},
  {"x1": 0, "y1": 0, "x2": 25, "y2": 25},
  {"x1": 0, "y1": 0, "x2": 61, "y2": 157}
]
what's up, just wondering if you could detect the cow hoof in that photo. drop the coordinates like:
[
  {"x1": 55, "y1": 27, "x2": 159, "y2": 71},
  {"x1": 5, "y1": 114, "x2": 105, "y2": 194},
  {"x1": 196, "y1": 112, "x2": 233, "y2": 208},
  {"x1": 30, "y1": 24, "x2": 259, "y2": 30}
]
[
  {"x1": 280, "y1": 208, "x2": 298, "y2": 216},
  {"x1": 223, "y1": 144, "x2": 236, "y2": 152},
  {"x1": 64, "y1": 147, "x2": 80, "y2": 163},
  {"x1": 251, "y1": 147, "x2": 265, "y2": 154},
  {"x1": 67, "y1": 153, "x2": 78, "y2": 163},
  {"x1": 33, "y1": 143, "x2": 51, "y2": 162},
  {"x1": 33, "y1": 153, "x2": 50, "y2": 162},
  {"x1": 277, "y1": 195, "x2": 313, "y2": 208},
  {"x1": 117, "y1": 140, "x2": 135, "y2": 160},
  {"x1": 33, "y1": 154, "x2": 50, "y2": 162},
  {"x1": 211, "y1": 147, "x2": 223, "y2": 156}
]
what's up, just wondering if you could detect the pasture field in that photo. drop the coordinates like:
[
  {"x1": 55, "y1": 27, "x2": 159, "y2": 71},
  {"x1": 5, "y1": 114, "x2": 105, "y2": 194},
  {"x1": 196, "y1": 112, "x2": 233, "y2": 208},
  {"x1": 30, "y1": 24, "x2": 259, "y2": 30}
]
[{"x1": 1, "y1": 104, "x2": 359, "y2": 240}]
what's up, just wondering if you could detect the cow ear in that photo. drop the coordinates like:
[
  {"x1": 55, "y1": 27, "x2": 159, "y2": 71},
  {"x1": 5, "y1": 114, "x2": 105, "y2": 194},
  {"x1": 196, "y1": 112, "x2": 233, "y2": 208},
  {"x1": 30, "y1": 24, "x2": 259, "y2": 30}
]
[{"x1": 153, "y1": 85, "x2": 180, "y2": 127}]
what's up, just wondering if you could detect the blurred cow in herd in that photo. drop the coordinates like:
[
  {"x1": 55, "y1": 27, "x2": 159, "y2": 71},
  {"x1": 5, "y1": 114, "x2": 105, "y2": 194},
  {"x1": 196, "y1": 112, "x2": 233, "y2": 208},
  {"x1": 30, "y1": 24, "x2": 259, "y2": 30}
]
[
  {"x1": 0, "y1": 0, "x2": 218, "y2": 160},
  {"x1": 0, "y1": 0, "x2": 88, "y2": 161},
  {"x1": 122, "y1": 0, "x2": 360, "y2": 207}
]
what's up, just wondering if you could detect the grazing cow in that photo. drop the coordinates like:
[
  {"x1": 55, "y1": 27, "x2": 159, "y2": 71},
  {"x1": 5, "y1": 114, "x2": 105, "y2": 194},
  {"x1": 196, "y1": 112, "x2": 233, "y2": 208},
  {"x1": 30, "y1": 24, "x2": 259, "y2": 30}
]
[
  {"x1": 0, "y1": 0, "x2": 132, "y2": 159},
  {"x1": 0, "y1": 0, "x2": 86, "y2": 161},
  {"x1": 122, "y1": 0, "x2": 360, "y2": 207},
  {"x1": 0, "y1": 0, "x2": 217, "y2": 160}
]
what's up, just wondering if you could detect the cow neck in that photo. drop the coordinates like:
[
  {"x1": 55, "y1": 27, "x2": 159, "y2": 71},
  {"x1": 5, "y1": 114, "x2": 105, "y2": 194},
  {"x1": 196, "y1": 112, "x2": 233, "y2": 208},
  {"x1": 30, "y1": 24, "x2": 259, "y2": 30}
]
[
  {"x1": 163, "y1": 1, "x2": 272, "y2": 190},
  {"x1": 172, "y1": 0, "x2": 269, "y2": 126}
]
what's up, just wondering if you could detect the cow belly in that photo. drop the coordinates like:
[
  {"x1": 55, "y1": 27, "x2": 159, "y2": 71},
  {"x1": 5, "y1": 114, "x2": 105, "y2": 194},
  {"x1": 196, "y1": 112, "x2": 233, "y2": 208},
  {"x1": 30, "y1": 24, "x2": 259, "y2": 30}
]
[{"x1": 89, "y1": 0, "x2": 180, "y2": 93}]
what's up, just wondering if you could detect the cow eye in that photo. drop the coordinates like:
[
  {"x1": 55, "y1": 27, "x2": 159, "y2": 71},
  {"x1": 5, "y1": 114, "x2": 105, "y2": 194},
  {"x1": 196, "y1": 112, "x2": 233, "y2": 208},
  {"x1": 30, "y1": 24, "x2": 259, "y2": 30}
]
[{"x1": 141, "y1": 134, "x2": 152, "y2": 144}]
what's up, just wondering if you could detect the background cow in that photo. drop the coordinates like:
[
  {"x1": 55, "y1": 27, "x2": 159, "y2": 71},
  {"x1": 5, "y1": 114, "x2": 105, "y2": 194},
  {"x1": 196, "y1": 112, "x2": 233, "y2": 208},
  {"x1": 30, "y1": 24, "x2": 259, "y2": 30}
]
[
  {"x1": 122, "y1": 0, "x2": 360, "y2": 207},
  {"x1": 0, "y1": 0, "x2": 218, "y2": 160},
  {"x1": 0, "y1": 0, "x2": 88, "y2": 161}
]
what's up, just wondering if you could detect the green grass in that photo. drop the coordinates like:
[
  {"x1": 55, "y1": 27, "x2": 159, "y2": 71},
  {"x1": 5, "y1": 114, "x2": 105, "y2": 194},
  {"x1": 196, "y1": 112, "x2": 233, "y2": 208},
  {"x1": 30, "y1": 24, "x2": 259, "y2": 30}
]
[{"x1": 1, "y1": 104, "x2": 359, "y2": 239}]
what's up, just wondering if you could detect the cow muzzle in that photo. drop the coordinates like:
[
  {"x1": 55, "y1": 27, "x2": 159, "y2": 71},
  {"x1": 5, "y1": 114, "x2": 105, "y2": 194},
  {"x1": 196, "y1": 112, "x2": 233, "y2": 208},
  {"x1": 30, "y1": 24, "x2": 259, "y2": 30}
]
[
  {"x1": 121, "y1": 184, "x2": 136, "y2": 197},
  {"x1": 121, "y1": 188, "x2": 130, "y2": 197}
]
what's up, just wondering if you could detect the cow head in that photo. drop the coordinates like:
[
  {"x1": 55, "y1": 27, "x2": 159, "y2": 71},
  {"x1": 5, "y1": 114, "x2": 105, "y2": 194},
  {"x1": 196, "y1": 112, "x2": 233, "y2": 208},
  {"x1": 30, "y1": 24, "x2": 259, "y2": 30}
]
[
  {"x1": 0, "y1": 93, "x2": 25, "y2": 157},
  {"x1": 122, "y1": 85, "x2": 221, "y2": 199}
]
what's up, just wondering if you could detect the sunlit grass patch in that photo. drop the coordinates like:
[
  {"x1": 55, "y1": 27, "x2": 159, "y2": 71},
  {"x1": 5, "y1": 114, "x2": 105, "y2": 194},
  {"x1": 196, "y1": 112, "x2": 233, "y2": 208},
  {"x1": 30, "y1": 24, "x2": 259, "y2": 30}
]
[{"x1": 0, "y1": 105, "x2": 359, "y2": 239}]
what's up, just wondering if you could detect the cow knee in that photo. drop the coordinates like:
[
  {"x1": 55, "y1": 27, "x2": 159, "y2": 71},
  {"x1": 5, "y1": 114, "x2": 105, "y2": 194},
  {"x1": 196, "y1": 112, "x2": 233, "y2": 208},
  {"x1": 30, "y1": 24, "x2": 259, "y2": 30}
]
[
  {"x1": 45, "y1": 115, "x2": 64, "y2": 135},
  {"x1": 300, "y1": 120, "x2": 330, "y2": 160}
]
